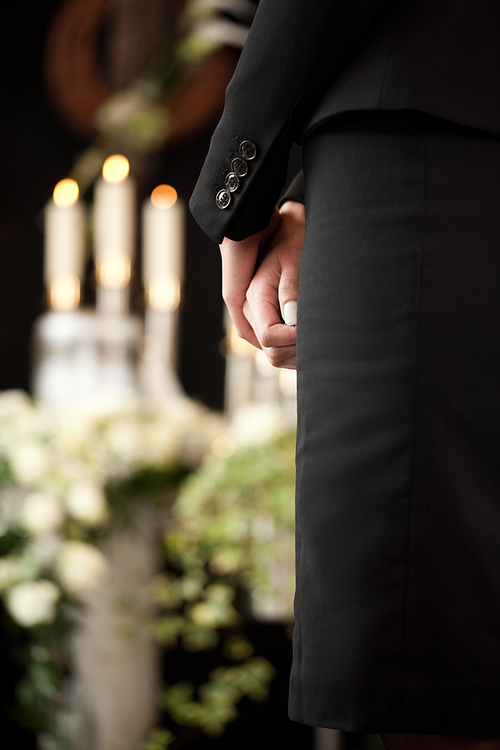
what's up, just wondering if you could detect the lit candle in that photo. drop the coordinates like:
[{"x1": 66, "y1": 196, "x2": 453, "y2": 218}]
[
  {"x1": 94, "y1": 155, "x2": 136, "y2": 314},
  {"x1": 142, "y1": 184, "x2": 184, "y2": 312},
  {"x1": 44, "y1": 179, "x2": 84, "y2": 311}
]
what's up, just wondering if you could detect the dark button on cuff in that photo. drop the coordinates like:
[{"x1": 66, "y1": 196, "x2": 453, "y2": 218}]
[
  {"x1": 231, "y1": 157, "x2": 248, "y2": 177},
  {"x1": 239, "y1": 140, "x2": 257, "y2": 160},
  {"x1": 225, "y1": 172, "x2": 240, "y2": 192},
  {"x1": 216, "y1": 189, "x2": 231, "y2": 209}
]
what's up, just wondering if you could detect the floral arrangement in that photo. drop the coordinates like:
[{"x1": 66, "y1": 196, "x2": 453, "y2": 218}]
[
  {"x1": 143, "y1": 415, "x2": 296, "y2": 747},
  {"x1": 0, "y1": 388, "x2": 221, "y2": 743},
  {"x1": 0, "y1": 390, "x2": 297, "y2": 749}
]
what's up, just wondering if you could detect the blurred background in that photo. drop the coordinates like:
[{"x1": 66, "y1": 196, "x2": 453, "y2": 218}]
[
  {"x1": 0, "y1": 3, "x2": 380, "y2": 750},
  {"x1": 0, "y1": 0, "x2": 237, "y2": 407}
]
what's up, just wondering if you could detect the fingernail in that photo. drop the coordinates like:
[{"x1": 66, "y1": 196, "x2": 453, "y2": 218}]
[{"x1": 283, "y1": 301, "x2": 297, "y2": 325}]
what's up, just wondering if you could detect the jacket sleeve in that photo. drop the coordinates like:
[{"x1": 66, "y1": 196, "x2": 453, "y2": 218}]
[
  {"x1": 279, "y1": 170, "x2": 305, "y2": 207},
  {"x1": 189, "y1": 0, "x2": 391, "y2": 244}
]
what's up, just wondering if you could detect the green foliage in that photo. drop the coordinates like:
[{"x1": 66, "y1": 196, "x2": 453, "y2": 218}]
[
  {"x1": 7, "y1": 607, "x2": 77, "y2": 746},
  {"x1": 152, "y1": 433, "x2": 296, "y2": 743},
  {"x1": 139, "y1": 728, "x2": 175, "y2": 750},
  {"x1": 162, "y1": 657, "x2": 277, "y2": 738},
  {"x1": 0, "y1": 384, "x2": 297, "y2": 748},
  {"x1": 0, "y1": 457, "x2": 12, "y2": 486},
  {"x1": 166, "y1": 432, "x2": 296, "y2": 588}
]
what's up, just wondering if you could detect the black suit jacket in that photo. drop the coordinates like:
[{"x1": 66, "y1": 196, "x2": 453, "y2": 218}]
[{"x1": 190, "y1": 0, "x2": 500, "y2": 244}]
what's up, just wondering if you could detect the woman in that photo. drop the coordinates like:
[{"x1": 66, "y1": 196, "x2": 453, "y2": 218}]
[{"x1": 190, "y1": 0, "x2": 500, "y2": 748}]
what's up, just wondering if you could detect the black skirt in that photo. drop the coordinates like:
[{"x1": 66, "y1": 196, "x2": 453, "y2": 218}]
[{"x1": 289, "y1": 109, "x2": 500, "y2": 734}]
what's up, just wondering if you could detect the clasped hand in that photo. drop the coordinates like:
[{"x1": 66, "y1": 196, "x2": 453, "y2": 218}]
[{"x1": 219, "y1": 200, "x2": 305, "y2": 370}]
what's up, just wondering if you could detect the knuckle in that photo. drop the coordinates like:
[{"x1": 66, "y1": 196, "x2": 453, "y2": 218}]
[
  {"x1": 236, "y1": 324, "x2": 251, "y2": 339},
  {"x1": 259, "y1": 331, "x2": 273, "y2": 349},
  {"x1": 267, "y1": 349, "x2": 281, "y2": 368},
  {"x1": 245, "y1": 285, "x2": 257, "y2": 303}
]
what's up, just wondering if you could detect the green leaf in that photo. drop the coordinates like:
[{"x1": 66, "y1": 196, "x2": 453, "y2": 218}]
[
  {"x1": 152, "y1": 615, "x2": 184, "y2": 647},
  {"x1": 139, "y1": 728, "x2": 175, "y2": 750},
  {"x1": 181, "y1": 621, "x2": 219, "y2": 651}
]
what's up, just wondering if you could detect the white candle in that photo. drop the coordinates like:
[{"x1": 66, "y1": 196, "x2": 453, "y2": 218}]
[
  {"x1": 142, "y1": 185, "x2": 184, "y2": 312},
  {"x1": 44, "y1": 179, "x2": 84, "y2": 311},
  {"x1": 94, "y1": 155, "x2": 135, "y2": 274},
  {"x1": 94, "y1": 155, "x2": 136, "y2": 314}
]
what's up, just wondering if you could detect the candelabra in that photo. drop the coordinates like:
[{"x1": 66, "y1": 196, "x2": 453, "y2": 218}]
[{"x1": 34, "y1": 158, "x2": 185, "y2": 408}]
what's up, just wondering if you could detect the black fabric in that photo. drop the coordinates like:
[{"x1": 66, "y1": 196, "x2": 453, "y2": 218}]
[
  {"x1": 189, "y1": 0, "x2": 391, "y2": 243},
  {"x1": 279, "y1": 170, "x2": 305, "y2": 207},
  {"x1": 190, "y1": 0, "x2": 500, "y2": 244},
  {"x1": 289, "y1": 109, "x2": 500, "y2": 733},
  {"x1": 304, "y1": 0, "x2": 500, "y2": 144}
]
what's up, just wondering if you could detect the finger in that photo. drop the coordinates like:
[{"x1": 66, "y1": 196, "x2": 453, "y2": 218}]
[
  {"x1": 278, "y1": 260, "x2": 300, "y2": 326},
  {"x1": 243, "y1": 295, "x2": 296, "y2": 349},
  {"x1": 245, "y1": 255, "x2": 296, "y2": 347},
  {"x1": 236, "y1": 302, "x2": 262, "y2": 349},
  {"x1": 261, "y1": 343, "x2": 297, "y2": 369},
  {"x1": 219, "y1": 236, "x2": 258, "y2": 306},
  {"x1": 227, "y1": 300, "x2": 260, "y2": 348},
  {"x1": 219, "y1": 236, "x2": 260, "y2": 343}
]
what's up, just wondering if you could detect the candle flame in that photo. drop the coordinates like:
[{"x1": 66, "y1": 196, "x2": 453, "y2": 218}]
[
  {"x1": 102, "y1": 155, "x2": 130, "y2": 184},
  {"x1": 48, "y1": 274, "x2": 80, "y2": 311},
  {"x1": 53, "y1": 179, "x2": 79, "y2": 207},
  {"x1": 96, "y1": 254, "x2": 132, "y2": 289},
  {"x1": 145, "y1": 274, "x2": 180, "y2": 312},
  {"x1": 151, "y1": 184, "x2": 177, "y2": 209}
]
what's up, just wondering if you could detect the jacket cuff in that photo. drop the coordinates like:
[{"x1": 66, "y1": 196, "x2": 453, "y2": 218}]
[{"x1": 278, "y1": 170, "x2": 305, "y2": 207}]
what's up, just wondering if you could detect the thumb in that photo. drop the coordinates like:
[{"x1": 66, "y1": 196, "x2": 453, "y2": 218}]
[{"x1": 279, "y1": 268, "x2": 300, "y2": 326}]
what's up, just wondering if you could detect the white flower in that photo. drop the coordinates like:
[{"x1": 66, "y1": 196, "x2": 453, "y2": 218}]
[
  {"x1": 0, "y1": 558, "x2": 23, "y2": 591},
  {"x1": 229, "y1": 402, "x2": 285, "y2": 447},
  {"x1": 55, "y1": 408, "x2": 94, "y2": 453},
  {"x1": 65, "y1": 484, "x2": 109, "y2": 526},
  {"x1": 9, "y1": 443, "x2": 50, "y2": 486},
  {"x1": 104, "y1": 419, "x2": 143, "y2": 464},
  {"x1": 55, "y1": 541, "x2": 108, "y2": 596},
  {"x1": 141, "y1": 422, "x2": 177, "y2": 466},
  {"x1": 0, "y1": 390, "x2": 31, "y2": 418},
  {"x1": 18, "y1": 492, "x2": 65, "y2": 536},
  {"x1": 75, "y1": 391, "x2": 140, "y2": 421},
  {"x1": 6, "y1": 580, "x2": 60, "y2": 627}
]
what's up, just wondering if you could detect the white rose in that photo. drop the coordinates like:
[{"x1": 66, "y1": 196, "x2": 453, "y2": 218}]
[
  {"x1": 6, "y1": 580, "x2": 60, "y2": 627},
  {"x1": 18, "y1": 492, "x2": 65, "y2": 536},
  {"x1": 77, "y1": 391, "x2": 140, "y2": 421},
  {"x1": 229, "y1": 403, "x2": 284, "y2": 448},
  {"x1": 0, "y1": 390, "x2": 31, "y2": 418},
  {"x1": 142, "y1": 422, "x2": 177, "y2": 466},
  {"x1": 105, "y1": 420, "x2": 143, "y2": 464},
  {"x1": 56, "y1": 408, "x2": 94, "y2": 452},
  {"x1": 55, "y1": 541, "x2": 108, "y2": 596},
  {"x1": 9, "y1": 443, "x2": 50, "y2": 486},
  {"x1": 65, "y1": 484, "x2": 109, "y2": 526}
]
